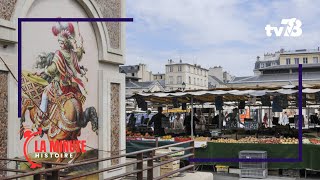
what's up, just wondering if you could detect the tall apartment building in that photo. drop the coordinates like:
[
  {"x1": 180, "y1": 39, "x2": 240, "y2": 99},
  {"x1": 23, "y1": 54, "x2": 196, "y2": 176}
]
[
  {"x1": 253, "y1": 50, "x2": 281, "y2": 75},
  {"x1": 279, "y1": 48, "x2": 320, "y2": 65},
  {"x1": 253, "y1": 48, "x2": 320, "y2": 75},
  {"x1": 165, "y1": 59, "x2": 209, "y2": 91},
  {"x1": 229, "y1": 47, "x2": 320, "y2": 88}
]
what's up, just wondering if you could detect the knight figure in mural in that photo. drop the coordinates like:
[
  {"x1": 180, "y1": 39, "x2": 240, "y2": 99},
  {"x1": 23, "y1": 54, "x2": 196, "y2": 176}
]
[
  {"x1": 21, "y1": 22, "x2": 98, "y2": 163},
  {"x1": 37, "y1": 22, "x2": 87, "y2": 120}
]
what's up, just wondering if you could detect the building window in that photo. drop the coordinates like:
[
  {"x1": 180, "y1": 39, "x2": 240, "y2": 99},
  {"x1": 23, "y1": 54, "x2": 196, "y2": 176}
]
[
  {"x1": 160, "y1": 75, "x2": 163, "y2": 79},
  {"x1": 294, "y1": 58, "x2": 299, "y2": 64},
  {"x1": 260, "y1": 63, "x2": 265, "y2": 68},
  {"x1": 204, "y1": 80, "x2": 206, "y2": 86},
  {"x1": 189, "y1": 76, "x2": 191, "y2": 84},
  {"x1": 194, "y1": 78, "x2": 196, "y2": 85},
  {"x1": 286, "y1": 58, "x2": 291, "y2": 65},
  {"x1": 193, "y1": 68, "x2": 195, "y2": 73},
  {"x1": 200, "y1": 79, "x2": 203, "y2": 86},
  {"x1": 197, "y1": 78, "x2": 199, "y2": 85},
  {"x1": 313, "y1": 57, "x2": 319, "y2": 63},
  {"x1": 169, "y1": 66, "x2": 173, "y2": 72},
  {"x1": 303, "y1": 57, "x2": 308, "y2": 64},
  {"x1": 178, "y1": 65, "x2": 182, "y2": 72},
  {"x1": 169, "y1": 76, "x2": 173, "y2": 84},
  {"x1": 177, "y1": 76, "x2": 182, "y2": 84}
]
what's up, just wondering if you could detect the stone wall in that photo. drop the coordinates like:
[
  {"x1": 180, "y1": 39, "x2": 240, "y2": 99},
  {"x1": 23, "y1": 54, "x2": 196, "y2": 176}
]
[
  {"x1": 110, "y1": 83, "x2": 120, "y2": 165},
  {"x1": 0, "y1": 71, "x2": 8, "y2": 176},
  {"x1": 95, "y1": 0, "x2": 121, "y2": 50},
  {"x1": 0, "y1": 0, "x2": 17, "y2": 21}
]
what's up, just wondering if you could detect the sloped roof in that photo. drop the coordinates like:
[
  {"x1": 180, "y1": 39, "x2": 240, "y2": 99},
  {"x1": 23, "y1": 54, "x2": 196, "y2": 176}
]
[
  {"x1": 208, "y1": 75, "x2": 224, "y2": 84},
  {"x1": 260, "y1": 63, "x2": 320, "y2": 70},
  {"x1": 232, "y1": 76, "x2": 251, "y2": 82},
  {"x1": 158, "y1": 80, "x2": 166, "y2": 88},
  {"x1": 126, "y1": 81, "x2": 154, "y2": 89},
  {"x1": 120, "y1": 65, "x2": 139, "y2": 74},
  {"x1": 229, "y1": 72, "x2": 320, "y2": 84}
]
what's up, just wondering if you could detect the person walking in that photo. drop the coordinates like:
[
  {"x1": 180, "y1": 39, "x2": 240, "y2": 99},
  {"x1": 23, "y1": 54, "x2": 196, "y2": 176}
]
[{"x1": 148, "y1": 107, "x2": 166, "y2": 136}]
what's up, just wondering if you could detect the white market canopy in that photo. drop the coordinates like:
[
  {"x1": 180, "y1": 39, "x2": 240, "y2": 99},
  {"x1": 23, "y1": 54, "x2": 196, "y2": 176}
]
[{"x1": 131, "y1": 86, "x2": 320, "y2": 104}]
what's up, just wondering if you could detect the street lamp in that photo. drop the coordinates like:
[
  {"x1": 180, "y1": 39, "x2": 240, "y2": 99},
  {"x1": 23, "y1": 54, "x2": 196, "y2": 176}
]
[{"x1": 182, "y1": 82, "x2": 186, "y2": 92}]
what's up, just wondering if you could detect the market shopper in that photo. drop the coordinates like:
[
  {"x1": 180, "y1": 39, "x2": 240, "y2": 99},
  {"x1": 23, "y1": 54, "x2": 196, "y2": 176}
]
[
  {"x1": 143, "y1": 110, "x2": 152, "y2": 125},
  {"x1": 128, "y1": 113, "x2": 136, "y2": 131},
  {"x1": 184, "y1": 111, "x2": 199, "y2": 136},
  {"x1": 148, "y1": 107, "x2": 166, "y2": 136},
  {"x1": 263, "y1": 113, "x2": 268, "y2": 127},
  {"x1": 281, "y1": 112, "x2": 289, "y2": 125}
]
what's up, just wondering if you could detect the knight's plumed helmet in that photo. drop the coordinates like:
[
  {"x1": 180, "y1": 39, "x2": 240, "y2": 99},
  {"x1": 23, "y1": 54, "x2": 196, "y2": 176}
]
[{"x1": 52, "y1": 22, "x2": 75, "y2": 41}]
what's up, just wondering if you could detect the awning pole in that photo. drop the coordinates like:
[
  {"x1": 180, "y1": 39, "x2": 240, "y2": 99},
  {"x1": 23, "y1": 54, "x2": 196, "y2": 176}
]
[
  {"x1": 269, "y1": 106, "x2": 271, "y2": 127},
  {"x1": 191, "y1": 96, "x2": 194, "y2": 138}
]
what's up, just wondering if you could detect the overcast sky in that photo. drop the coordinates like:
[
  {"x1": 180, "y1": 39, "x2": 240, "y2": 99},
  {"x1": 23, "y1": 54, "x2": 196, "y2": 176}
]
[{"x1": 125, "y1": 0, "x2": 320, "y2": 77}]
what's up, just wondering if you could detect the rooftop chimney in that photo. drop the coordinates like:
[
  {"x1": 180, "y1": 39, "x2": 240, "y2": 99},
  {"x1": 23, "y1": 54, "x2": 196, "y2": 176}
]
[{"x1": 257, "y1": 56, "x2": 260, "y2": 61}]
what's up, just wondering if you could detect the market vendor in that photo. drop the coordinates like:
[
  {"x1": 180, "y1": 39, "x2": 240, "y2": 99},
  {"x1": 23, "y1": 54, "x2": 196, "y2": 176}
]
[
  {"x1": 148, "y1": 107, "x2": 166, "y2": 136},
  {"x1": 196, "y1": 110, "x2": 206, "y2": 131},
  {"x1": 174, "y1": 113, "x2": 184, "y2": 129}
]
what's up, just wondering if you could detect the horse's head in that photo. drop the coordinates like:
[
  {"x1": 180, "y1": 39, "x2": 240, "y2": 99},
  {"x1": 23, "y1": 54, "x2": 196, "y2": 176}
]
[
  {"x1": 36, "y1": 52, "x2": 54, "y2": 69},
  {"x1": 88, "y1": 107, "x2": 98, "y2": 134},
  {"x1": 81, "y1": 107, "x2": 98, "y2": 134}
]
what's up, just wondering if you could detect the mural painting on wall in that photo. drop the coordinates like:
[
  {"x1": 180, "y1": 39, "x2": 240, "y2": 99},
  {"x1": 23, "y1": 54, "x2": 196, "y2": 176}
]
[{"x1": 20, "y1": 22, "x2": 98, "y2": 167}]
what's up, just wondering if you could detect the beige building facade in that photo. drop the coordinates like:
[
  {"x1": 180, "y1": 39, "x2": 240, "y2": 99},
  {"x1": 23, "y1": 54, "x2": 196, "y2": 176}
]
[
  {"x1": 165, "y1": 59, "x2": 208, "y2": 91},
  {"x1": 229, "y1": 48, "x2": 320, "y2": 88},
  {"x1": 279, "y1": 49, "x2": 320, "y2": 65}
]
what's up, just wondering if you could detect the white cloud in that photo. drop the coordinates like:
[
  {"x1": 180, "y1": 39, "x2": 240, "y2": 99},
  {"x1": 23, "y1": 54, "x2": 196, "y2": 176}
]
[{"x1": 126, "y1": 0, "x2": 320, "y2": 76}]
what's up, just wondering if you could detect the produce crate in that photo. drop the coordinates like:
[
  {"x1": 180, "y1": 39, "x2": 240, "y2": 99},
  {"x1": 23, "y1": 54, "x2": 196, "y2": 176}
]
[
  {"x1": 174, "y1": 137, "x2": 191, "y2": 142},
  {"x1": 161, "y1": 160, "x2": 180, "y2": 169},
  {"x1": 155, "y1": 149, "x2": 171, "y2": 156},
  {"x1": 239, "y1": 151, "x2": 267, "y2": 169},
  {"x1": 215, "y1": 165, "x2": 229, "y2": 173},
  {"x1": 240, "y1": 168, "x2": 268, "y2": 179},
  {"x1": 160, "y1": 156, "x2": 172, "y2": 161},
  {"x1": 169, "y1": 147, "x2": 185, "y2": 156}
]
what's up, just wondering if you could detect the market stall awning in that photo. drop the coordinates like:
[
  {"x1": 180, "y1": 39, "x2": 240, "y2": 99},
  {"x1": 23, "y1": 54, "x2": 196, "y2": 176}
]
[{"x1": 130, "y1": 86, "x2": 320, "y2": 104}]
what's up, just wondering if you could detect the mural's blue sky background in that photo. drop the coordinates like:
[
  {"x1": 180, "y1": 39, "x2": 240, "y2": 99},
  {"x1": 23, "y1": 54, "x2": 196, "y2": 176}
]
[{"x1": 126, "y1": 0, "x2": 320, "y2": 76}]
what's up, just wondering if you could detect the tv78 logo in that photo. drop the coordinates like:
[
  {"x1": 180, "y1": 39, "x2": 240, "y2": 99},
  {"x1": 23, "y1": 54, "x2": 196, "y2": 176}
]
[{"x1": 265, "y1": 18, "x2": 302, "y2": 37}]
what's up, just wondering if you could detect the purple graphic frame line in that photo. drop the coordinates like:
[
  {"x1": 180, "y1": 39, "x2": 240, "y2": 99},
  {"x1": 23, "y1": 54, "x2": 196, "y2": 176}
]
[
  {"x1": 190, "y1": 64, "x2": 303, "y2": 163},
  {"x1": 18, "y1": 17, "x2": 133, "y2": 118}
]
